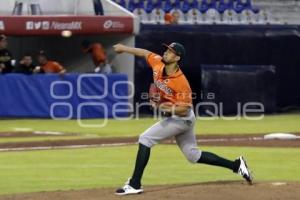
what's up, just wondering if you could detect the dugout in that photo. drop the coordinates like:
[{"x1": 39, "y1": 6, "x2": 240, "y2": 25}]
[
  {"x1": 0, "y1": 0, "x2": 139, "y2": 83},
  {"x1": 0, "y1": 0, "x2": 139, "y2": 118}
]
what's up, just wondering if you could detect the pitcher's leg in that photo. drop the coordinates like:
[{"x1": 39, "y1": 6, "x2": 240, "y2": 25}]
[
  {"x1": 175, "y1": 129, "x2": 202, "y2": 163},
  {"x1": 198, "y1": 153, "x2": 253, "y2": 184},
  {"x1": 175, "y1": 129, "x2": 239, "y2": 171},
  {"x1": 130, "y1": 118, "x2": 187, "y2": 189},
  {"x1": 129, "y1": 143, "x2": 150, "y2": 189},
  {"x1": 198, "y1": 151, "x2": 239, "y2": 171},
  {"x1": 176, "y1": 129, "x2": 252, "y2": 183},
  {"x1": 139, "y1": 118, "x2": 188, "y2": 148}
]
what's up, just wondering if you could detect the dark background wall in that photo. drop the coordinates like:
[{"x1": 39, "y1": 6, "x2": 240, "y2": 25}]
[
  {"x1": 8, "y1": 34, "x2": 131, "y2": 73},
  {"x1": 134, "y1": 25, "x2": 300, "y2": 114}
]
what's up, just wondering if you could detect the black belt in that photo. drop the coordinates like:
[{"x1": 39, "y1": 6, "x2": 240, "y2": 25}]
[{"x1": 162, "y1": 111, "x2": 189, "y2": 118}]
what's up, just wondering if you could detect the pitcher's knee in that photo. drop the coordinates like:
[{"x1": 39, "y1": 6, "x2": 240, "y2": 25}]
[
  {"x1": 138, "y1": 134, "x2": 155, "y2": 148},
  {"x1": 183, "y1": 148, "x2": 202, "y2": 163}
]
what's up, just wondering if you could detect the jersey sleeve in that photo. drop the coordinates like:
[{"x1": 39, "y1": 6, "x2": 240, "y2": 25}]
[
  {"x1": 146, "y1": 53, "x2": 164, "y2": 69},
  {"x1": 53, "y1": 62, "x2": 64, "y2": 73}
]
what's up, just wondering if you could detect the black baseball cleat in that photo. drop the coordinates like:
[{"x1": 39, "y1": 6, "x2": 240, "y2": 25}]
[
  {"x1": 237, "y1": 156, "x2": 253, "y2": 184},
  {"x1": 115, "y1": 178, "x2": 143, "y2": 196}
]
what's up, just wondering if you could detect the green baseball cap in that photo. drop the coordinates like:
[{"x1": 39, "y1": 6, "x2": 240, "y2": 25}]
[{"x1": 162, "y1": 42, "x2": 186, "y2": 57}]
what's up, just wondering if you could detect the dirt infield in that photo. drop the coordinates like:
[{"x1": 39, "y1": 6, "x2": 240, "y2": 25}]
[
  {"x1": 0, "y1": 133, "x2": 299, "y2": 151},
  {"x1": 1, "y1": 181, "x2": 299, "y2": 200},
  {"x1": 0, "y1": 132, "x2": 74, "y2": 138}
]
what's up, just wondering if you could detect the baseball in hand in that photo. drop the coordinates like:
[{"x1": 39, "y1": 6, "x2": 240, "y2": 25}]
[{"x1": 113, "y1": 44, "x2": 125, "y2": 53}]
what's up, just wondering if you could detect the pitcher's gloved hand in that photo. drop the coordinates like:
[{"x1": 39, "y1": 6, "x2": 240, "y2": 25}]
[{"x1": 149, "y1": 83, "x2": 160, "y2": 103}]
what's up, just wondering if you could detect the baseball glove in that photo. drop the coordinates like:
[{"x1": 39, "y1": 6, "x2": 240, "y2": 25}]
[{"x1": 149, "y1": 83, "x2": 161, "y2": 107}]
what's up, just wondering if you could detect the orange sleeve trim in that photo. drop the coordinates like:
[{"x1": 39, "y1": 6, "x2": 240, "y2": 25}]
[
  {"x1": 53, "y1": 62, "x2": 64, "y2": 72},
  {"x1": 146, "y1": 52, "x2": 153, "y2": 67}
]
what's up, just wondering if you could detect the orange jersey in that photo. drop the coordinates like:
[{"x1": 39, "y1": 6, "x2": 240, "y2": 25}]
[
  {"x1": 164, "y1": 13, "x2": 174, "y2": 24},
  {"x1": 83, "y1": 43, "x2": 107, "y2": 67},
  {"x1": 147, "y1": 53, "x2": 192, "y2": 106},
  {"x1": 42, "y1": 61, "x2": 65, "y2": 73}
]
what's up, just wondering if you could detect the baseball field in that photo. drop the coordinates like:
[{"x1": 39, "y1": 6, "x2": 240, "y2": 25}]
[{"x1": 0, "y1": 113, "x2": 299, "y2": 200}]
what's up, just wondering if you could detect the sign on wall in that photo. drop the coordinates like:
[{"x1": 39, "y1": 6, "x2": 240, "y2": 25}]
[{"x1": 0, "y1": 16, "x2": 133, "y2": 35}]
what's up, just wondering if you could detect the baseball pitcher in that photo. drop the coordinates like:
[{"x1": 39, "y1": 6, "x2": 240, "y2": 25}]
[{"x1": 113, "y1": 42, "x2": 253, "y2": 195}]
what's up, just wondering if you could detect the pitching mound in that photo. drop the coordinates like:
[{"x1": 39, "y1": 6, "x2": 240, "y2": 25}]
[{"x1": 1, "y1": 181, "x2": 299, "y2": 200}]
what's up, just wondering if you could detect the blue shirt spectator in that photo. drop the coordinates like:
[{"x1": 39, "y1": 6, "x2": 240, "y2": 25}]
[
  {"x1": 128, "y1": 0, "x2": 144, "y2": 12},
  {"x1": 164, "y1": 0, "x2": 181, "y2": 13},
  {"x1": 182, "y1": 0, "x2": 198, "y2": 14}
]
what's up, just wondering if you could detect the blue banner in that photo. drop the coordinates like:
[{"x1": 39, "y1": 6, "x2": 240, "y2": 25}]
[{"x1": 0, "y1": 74, "x2": 129, "y2": 119}]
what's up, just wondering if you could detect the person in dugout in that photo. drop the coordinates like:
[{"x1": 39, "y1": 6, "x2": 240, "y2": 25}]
[
  {"x1": 81, "y1": 40, "x2": 112, "y2": 74},
  {"x1": 0, "y1": 35, "x2": 15, "y2": 74},
  {"x1": 14, "y1": 53, "x2": 36, "y2": 74},
  {"x1": 34, "y1": 50, "x2": 66, "y2": 74}
]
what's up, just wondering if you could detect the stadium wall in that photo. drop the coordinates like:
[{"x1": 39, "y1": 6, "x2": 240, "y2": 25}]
[
  {"x1": 0, "y1": 73, "x2": 129, "y2": 119},
  {"x1": 134, "y1": 24, "x2": 300, "y2": 114}
]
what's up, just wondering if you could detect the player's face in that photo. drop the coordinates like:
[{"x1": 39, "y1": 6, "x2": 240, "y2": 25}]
[
  {"x1": 162, "y1": 49, "x2": 180, "y2": 64},
  {"x1": 0, "y1": 39, "x2": 7, "y2": 49},
  {"x1": 22, "y1": 56, "x2": 33, "y2": 66},
  {"x1": 37, "y1": 55, "x2": 47, "y2": 64}
]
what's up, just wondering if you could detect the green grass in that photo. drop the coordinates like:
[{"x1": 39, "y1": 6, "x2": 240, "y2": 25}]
[
  {"x1": 0, "y1": 114, "x2": 300, "y2": 138},
  {"x1": 0, "y1": 145, "x2": 299, "y2": 195}
]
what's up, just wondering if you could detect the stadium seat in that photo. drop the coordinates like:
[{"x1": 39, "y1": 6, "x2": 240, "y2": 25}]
[
  {"x1": 128, "y1": 0, "x2": 144, "y2": 12},
  {"x1": 145, "y1": 0, "x2": 163, "y2": 14},
  {"x1": 218, "y1": 0, "x2": 234, "y2": 14},
  {"x1": 148, "y1": 8, "x2": 165, "y2": 24},
  {"x1": 134, "y1": 8, "x2": 148, "y2": 23},
  {"x1": 199, "y1": 0, "x2": 217, "y2": 13},
  {"x1": 205, "y1": 8, "x2": 221, "y2": 23},
  {"x1": 186, "y1": 8, "x2": 202, "y2": 24},
  {"x1": 235, "y1": 0, "x2": 259, "y2": 14},
  {"x1": 114, "y1": 0, "x2": 127, "y2": 8},
  {"x1": 239, "y1": 8, "x2": 256, "y2": 24},
  {"x1": 170, "y1": 8, "x2": 185, "y2": 23},
  {"x1": 164, "y1": 0, "x2": 181, "y2": 13},
  {"x1": 222, "y1": 9, "x2": 239, "y2": 24},
  {"x1": 256, "y1": 9, "x2": 274, "y2": 24},
  {"x1": 198, "y1": 0, "x2": 221, "y2": 24},
  {"x1": 181, "y1": 0, "x2": 199, "y2": 14},
  {"x1": 235, "y1": 0, "x2": 248, "y2": 13}
]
